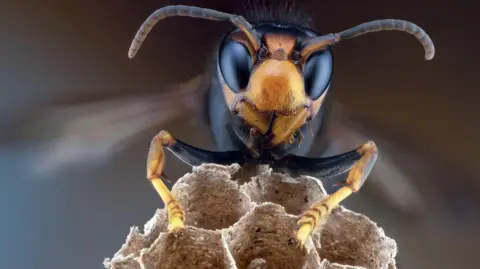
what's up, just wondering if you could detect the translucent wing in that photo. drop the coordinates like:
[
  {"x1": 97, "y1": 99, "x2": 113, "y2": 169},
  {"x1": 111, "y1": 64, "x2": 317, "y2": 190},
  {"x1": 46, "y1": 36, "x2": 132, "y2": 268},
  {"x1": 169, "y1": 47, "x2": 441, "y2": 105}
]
[
  {"x1": 4, "y1": 74, "x2": 210, "y2": 177},
  {"x1": 317, "y1": 101, "x2": 475, "y2": 217}
]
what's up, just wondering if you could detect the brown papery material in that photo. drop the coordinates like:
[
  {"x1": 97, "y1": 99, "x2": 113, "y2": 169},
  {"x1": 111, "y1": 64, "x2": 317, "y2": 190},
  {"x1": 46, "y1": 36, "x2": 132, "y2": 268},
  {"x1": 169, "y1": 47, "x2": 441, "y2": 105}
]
[{"x1": 104, "y1": 164, "x2": 397, "y2": 269}]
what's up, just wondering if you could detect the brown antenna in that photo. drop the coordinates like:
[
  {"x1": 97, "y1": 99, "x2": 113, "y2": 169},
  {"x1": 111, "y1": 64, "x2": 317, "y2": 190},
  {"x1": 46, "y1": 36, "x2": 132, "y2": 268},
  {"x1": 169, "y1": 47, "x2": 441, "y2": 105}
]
[
  {"x1": 300, "y1": 19, "x2": 435, "y2": 60},
  {"x1": 128, "y1": 5, "x2": 261, "y2": 59}
]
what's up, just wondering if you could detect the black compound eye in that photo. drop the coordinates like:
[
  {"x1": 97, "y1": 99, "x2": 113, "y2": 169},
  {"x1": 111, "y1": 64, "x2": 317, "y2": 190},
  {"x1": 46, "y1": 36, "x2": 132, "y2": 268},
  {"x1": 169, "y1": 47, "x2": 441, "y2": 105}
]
[
  {"x1": 219, "y1": 40, "x2": 253, "y2": 93},
  {"x1": 303, "y1": 49, "x2": 333, "y2": 100}
]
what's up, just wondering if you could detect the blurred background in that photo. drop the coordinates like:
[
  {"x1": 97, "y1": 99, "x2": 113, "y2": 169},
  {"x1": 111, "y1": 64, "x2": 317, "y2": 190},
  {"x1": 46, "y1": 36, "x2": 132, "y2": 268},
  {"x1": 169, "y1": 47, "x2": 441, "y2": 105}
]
[{"x1": 1, "y1": 0, "x2": 479, "y2": 268}]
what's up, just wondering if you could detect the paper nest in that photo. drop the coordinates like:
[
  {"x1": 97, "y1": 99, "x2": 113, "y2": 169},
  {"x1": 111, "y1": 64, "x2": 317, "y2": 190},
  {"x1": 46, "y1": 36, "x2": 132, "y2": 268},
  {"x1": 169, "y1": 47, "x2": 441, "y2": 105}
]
[{"x1": 104, "y1": 164, "x2": 397, "y2": 269}]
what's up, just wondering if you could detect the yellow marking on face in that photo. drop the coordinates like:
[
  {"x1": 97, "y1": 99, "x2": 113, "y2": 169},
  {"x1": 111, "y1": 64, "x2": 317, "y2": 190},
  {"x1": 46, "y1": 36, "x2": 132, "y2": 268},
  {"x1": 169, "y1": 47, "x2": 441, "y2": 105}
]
[
  {"x1": 271, "y1": 108, "x2": 309, "y2": 146},
  {"x1": 218, "y1": 32, "x2": 331, "y2": 147},
  {"x1": 244, "y1": 59, "x2": 307, "y2": 113},
  {"x1": 264, "y1": 33, "x2": 296, "y2": 55},
  {"x1": 235, "y1": 102, "x2": 270, "y2": 134}
]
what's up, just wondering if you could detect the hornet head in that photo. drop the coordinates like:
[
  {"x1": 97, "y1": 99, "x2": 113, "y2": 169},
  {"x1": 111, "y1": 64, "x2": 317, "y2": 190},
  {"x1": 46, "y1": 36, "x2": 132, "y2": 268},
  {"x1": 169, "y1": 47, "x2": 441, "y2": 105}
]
[{"x1": 128, "y1": 5, "x2": 435, "y2": 150}]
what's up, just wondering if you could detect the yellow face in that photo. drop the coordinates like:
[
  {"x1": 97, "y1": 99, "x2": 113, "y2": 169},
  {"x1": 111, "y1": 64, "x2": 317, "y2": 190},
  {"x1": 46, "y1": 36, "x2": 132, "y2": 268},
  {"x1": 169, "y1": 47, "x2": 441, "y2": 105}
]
[{"x1": 220, "y1": 32, "x2": 328, "y2": 147}]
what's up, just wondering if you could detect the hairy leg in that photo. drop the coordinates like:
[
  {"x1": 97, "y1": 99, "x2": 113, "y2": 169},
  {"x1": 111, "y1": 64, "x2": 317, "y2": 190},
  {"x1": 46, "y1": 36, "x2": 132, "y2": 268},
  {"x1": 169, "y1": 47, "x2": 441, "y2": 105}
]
[{"x1": 146, "y1": 130, "x2": 244, "y2": 232}]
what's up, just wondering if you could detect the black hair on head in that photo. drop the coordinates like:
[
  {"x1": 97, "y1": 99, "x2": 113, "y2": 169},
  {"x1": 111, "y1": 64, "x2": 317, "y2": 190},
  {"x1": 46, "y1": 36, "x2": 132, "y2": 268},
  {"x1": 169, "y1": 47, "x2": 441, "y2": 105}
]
[{"x1": 241, "y1": 0, "x2": 312, "y2": 28}]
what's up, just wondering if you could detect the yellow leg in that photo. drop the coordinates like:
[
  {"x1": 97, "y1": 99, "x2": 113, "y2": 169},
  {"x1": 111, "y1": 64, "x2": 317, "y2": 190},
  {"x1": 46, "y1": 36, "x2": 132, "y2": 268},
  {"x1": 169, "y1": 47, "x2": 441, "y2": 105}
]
[
  {"x1": 295, "y1": 141, "x2": 378, "y2": 247},
  {"x1": 147, "y1": 130, "x2": 185, "y2": 232}
]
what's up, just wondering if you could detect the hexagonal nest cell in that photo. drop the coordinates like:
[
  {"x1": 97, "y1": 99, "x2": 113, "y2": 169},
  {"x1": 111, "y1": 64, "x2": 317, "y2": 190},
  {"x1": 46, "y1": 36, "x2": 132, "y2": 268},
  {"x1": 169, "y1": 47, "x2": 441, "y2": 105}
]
[{"x1": 104, "y1": 164, "x2": 397, "y2": 269}]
